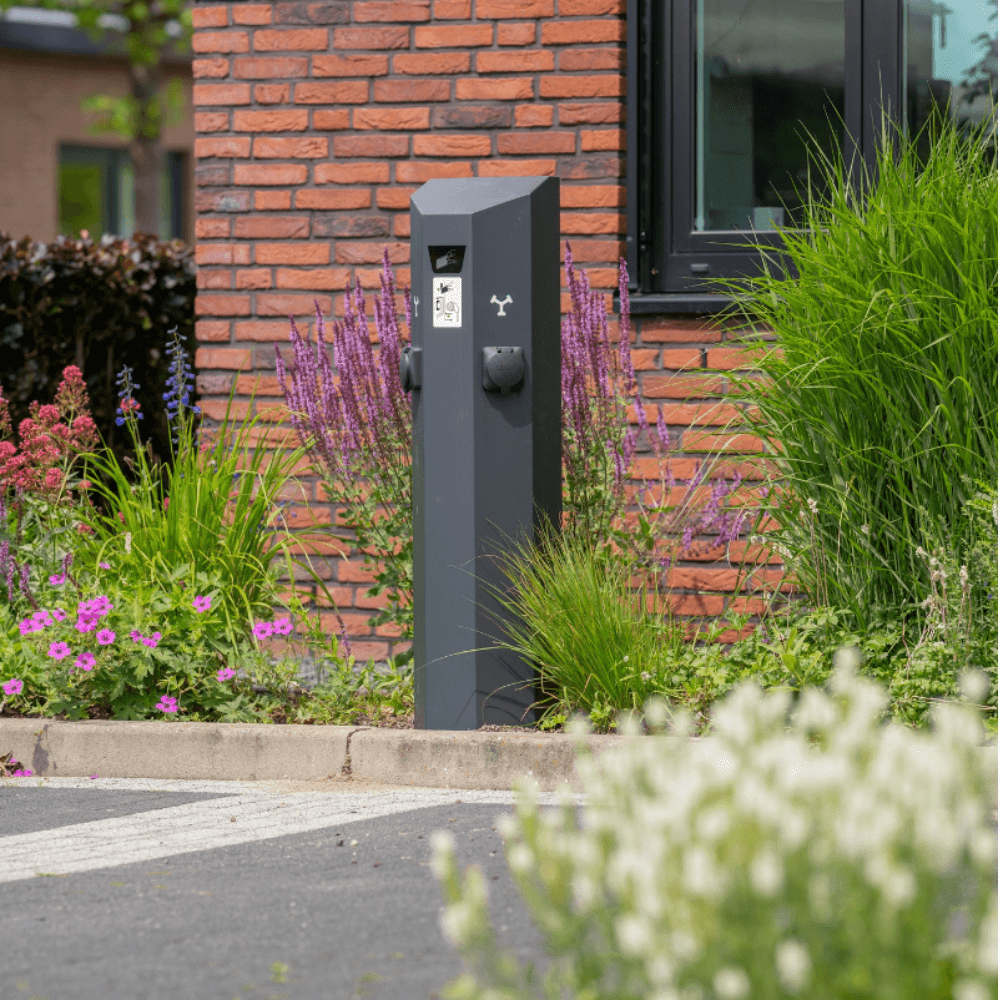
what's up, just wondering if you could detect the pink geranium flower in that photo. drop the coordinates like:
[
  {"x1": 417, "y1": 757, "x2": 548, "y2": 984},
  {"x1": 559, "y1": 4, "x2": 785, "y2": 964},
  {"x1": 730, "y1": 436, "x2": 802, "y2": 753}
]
[
  {"x1": 192, "y1": 595, "x2": 212, "y2": 613},
  {"x1": 98, "y1": 562, "x2": 111, "y2": 570},
  {"x1": 217, "y1": 667, "x2": 236, "y2": 682},
  {"x1": 48, "y1": 642, "x2": 72, "y2": 660},
  {"x1": 18, "y1": 619, "x2": 42, "y2": 635},
  {"x1": 75, "y1": 652, "x2": 97, "y2": 671},
  {"x1": 272, "y1": 617, "x2": 294, "y2": 636},
  {"x1": 156, "y1": 695, "x2": 178, "y2": 714},
  {"x1": 96, "y1": 629, "x2": 116, "y2": 646},
  {"x1": 48, "y1": 573, "x2": 66, "y2": 586},
  {"x1": 252, "y1": 621, "x2": 274, "y2": 640},
  {"x1": 2, "y1": 678, "x2": 23, "y2": 696},
  {"x1": 52, "y1": 608, "x2": 67, "y2": 622}
]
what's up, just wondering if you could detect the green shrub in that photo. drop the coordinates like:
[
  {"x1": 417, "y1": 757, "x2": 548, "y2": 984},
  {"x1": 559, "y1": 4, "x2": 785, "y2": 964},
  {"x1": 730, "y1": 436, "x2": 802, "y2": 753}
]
[
  {"x1": 433, "y1": 664, "x2": 998, "y2": 1000},
  {"x1": 713, "y1": 105, "x2": 998, "y2": 626}
]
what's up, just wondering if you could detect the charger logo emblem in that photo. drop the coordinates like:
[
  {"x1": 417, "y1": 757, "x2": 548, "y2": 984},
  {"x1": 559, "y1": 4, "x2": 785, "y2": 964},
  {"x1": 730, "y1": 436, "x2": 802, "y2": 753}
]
[{"x1": 490, "y1": 294, "x2": 512, "y2": 317}]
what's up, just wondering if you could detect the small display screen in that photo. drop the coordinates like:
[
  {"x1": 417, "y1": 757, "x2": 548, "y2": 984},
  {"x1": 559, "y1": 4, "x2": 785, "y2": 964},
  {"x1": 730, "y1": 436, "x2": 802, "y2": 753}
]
[{"x1": 428, "y1": 245, "x2": 465, "y2": 274}]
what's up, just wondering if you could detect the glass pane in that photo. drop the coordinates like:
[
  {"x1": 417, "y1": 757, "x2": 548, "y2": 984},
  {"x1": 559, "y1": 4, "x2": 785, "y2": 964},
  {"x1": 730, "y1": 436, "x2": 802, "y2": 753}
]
[
  {"x1": 694, "y1": 0, "x2": 846, "y2": 232},
  {"x1": 904, "y1": 0, "x2": 998, "y2": 153},
  {"x1": 118, "y1": 157, "x2": 135, "y2": 240},
  {"x1": 58, "y1": 162, "x2": 106, "y2": 240}
]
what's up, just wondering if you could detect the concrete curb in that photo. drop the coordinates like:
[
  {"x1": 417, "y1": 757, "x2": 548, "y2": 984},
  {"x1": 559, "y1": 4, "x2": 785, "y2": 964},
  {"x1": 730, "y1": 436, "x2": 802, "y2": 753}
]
[{"x1": 2, "y1": 719, "x2": 996, "y2": 794}]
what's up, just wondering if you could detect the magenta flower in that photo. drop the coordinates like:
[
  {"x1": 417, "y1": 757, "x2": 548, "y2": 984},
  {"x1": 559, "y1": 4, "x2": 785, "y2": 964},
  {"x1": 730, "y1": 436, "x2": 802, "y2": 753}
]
[
  {"x1": 12, "y1": 768, "x2": 32, "y2": 777},
  {"x1": 252, "y1": 621, "x2": 274, "y2": 640},
  {"x1": 76, "y1": 617, "x2": 97, "y2": 633},
  {"x1": 75, "y1": 652, "x2": 97, "y2": 671},
  {"x1": 192, "y1": 595, "x2": 212, "y2": 613},
  {"x1": 52, "y1": 608, "x2": 67, "y2": 622},
  {"x1": 49, "y1": 573, "x2": 66, "y2": 585},
  {"x1": 48, "y1": 641, "x2": 72, "y2": 660},
  {"x1": 272, "y1": 617, "x2": 294, "y2": 636},
  {"x1": 2, "y1": 678, "x2": 23, "y2": 696},
  {"x1": 142, "y1": 635, "x2": 159, "y2": 649},
  {"x1": 217, "y1": 667, "x2": 236, "y2": 682},
  {"x1": 130, "y1": 630, "x2": 142, "y2": 643},
  {"x1": 156, "y1": 695, "x2": 178, "y2": 714},
  {"x1": 96, "y1": 629, "x2": 116, "y2": 646},
  {"x1": 18, "y1": 619, "x2": 42, "y2": 635},
  {"x1": 98, "y1": 562, "x2": 111, "y2": 570},
  {"x1": 32, "y1": 610, "x2": 50, "y2": 621}
]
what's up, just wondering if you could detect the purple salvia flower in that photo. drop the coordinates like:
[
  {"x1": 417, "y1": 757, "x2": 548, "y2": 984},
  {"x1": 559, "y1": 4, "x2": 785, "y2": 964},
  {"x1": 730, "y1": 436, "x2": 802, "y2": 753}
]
[{"x1": 655, "y1": 405, "x2": 671, "y2": 456}]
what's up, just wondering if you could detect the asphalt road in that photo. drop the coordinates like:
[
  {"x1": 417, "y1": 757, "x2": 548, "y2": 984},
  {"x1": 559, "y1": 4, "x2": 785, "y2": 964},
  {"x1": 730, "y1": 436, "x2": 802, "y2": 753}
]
[{"x1": 0, "y1": 776, "x2": 586, "y2": 1000}]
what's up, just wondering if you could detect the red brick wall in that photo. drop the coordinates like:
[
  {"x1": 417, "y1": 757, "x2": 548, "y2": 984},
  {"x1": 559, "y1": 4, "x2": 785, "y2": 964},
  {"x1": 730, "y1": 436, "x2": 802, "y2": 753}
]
[{"x1": 191, "y1": 0, "x2": 774, "y2": 664}]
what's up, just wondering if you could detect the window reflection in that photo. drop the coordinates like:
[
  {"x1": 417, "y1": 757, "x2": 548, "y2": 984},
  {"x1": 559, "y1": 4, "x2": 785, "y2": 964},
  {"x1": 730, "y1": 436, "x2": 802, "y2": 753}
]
[
  {"x1": 904, "y1": 0, "x2": 998, "y2": 155},
  {"x1": 694, "y1": 0, "x2": 845, "y2": 233}
]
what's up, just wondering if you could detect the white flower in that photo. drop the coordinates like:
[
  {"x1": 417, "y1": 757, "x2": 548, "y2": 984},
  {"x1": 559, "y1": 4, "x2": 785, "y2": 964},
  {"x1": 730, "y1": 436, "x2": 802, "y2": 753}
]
[
  {"x1": 749, "y1": 847, "x2": 784, "y2": 897},
  {"x1": 775, "y1": 939, "x2": 812, "y2": 994},
  {"x1": 441, "y1": 902, "x2": 475, "y2": 945},
  {"x1": 916, "y1": 545, "x2": 928, "y2": 559},
  {"x1": 712, "y1": 965, "x2": 750, "y2": 999},
  {"x1": 615, "y1": 914, "x2": 652, "y2": 955},
  {"x1": 959, "y1": 564, "x2": 969, "y2": 588},
  {"x1": 507, "y1": 844, "x2": 533, "y2": 874},
  {"x1": 807, "y1": 498, "x2": 819, "y2": 515},
  {"x1": 124, "y1": 531, "x2": 132, "y2": 554},
  {"x1": 696, "y1": 806, "x2": 731, "y2": 842},
  {"x1": 860, "y1": 523, "x2": 870, "y2": 534},
  {"x1": 952, "y1": 981, "x2": 991, "y2": 1000}
]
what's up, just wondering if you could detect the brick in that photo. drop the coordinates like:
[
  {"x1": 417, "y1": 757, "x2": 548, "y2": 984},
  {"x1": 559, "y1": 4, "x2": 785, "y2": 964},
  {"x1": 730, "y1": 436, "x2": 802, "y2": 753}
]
[
  {"x1": 196, "y1": 219, "x2": 231, "y2": 238},
  {"x1": 415, "y1": 23, "x2": 492, "y2": 47},
  {"x1": 193, "y1": 57, "x2": 229, "y2": 78},
  {"x1": 275, "y1": 2, "x2": 349, "y2": 24},
  {"x1": 198, "y1": 270, "x2": 232, "y2": 290},
  {"x1": 456, "y1": 78, "x2": 532, "y2": 100},
  {"x1": 256, "y1": 243, "x2": 330, "y2": 264},
  {"x1": 666, "y1": 567, "x2": 739, "y2": 592},
  {"x1": 255, "y1": 190, "x2": 293, "y2": 210},
  {"x1": 497, "y1": 132, "x2": 574, "y2": 155},
  {"x1": 482, "y1": 0, "x2": 553, "y2": 13},
  {"x1": 193, "y1": 83, "x2": 251, "y2": 106},
  {"x1": 196, "y1": 337, "x2": 255, "y2": 366},
  {"x1": 373, "y1": 79, "x2": 450, "y2": 103},
  {"x1": 477, "y1": 158, "x2": 556, "y2": 177},
  {"x1": 476, "y1": 49, "x2": 553, "y2": 73},
  {"x1": 393, "y1": 214, "x2": 410, "y2": 238},
  {"x1": 643, "y1": 374, "x2": 725, "y2": 399},
  {"x1": 333, "y1": 242, "x2": 408, "y2": 265},
  {"x1": 195, "y1": 243, "x2": 252, "y2": 265},
  {"x1": 192, "y1": 284, "x2": 246, "y2": 306},
  {"x1": 313, "y1": 109, "x2": 351, "y2": 129},
  {"x1": 257, "y1": 294, "x2": 333, "y2": 316},
  {"x1": 354, "y1": 107, "x2": 430, "y2": 130},
  {"x1": 514, "y1": 104, "x2": 552, "y2": 127},
  {"x1": 236, "y1": 319, "x2": 315, "y2": 341},
  {"x1": 313, "y1": 53, "x2": 388, "y2": 76},
  {"x1": 195, "y1": 319, "x2": 231, "y2": 342},
  {"x1": 234, "y1": 163, "x2": 309, "y2": 185},
  {"x1": 195, "y1": 190, "x2": 253, "y2": 212},
  {"x1": 431, "y1": 106, "x2": 511, "y2": 130},
  {"x1": 498, "y1": 22, "x2": 534, "y2": 45},
  {"x1": 706, "y1": 347, "x2": 767, "y2": 370},
  {"x1": 559, "y1": 184, "x2": 624, "y2": 207},
  {"x1": 312, "y1": 215, "x2": 389, "y2": 238},
  {"x1": 234, "y1": 216, "x2": 309, "y2": 238},
  {"x1": 236, "y1": 269, "x2": 273, "y2": 290},
  {"x1": 556, "y1": 238, "x2": 622, "y2": 262},
  {"x1": 276, "y1": 266, "x2": 355, "y2": 289},
  {"x1": 560, "y1": 211, "x2": 624, "y2": 234},
  {"x1": 234, "y1": 56, "x2": 308, "y2": 78},
  {"x1": 541, "y1": 20, "x2": 626, "y2": 44},
  {"x1": 195, "y1": 136, "x2": 251, "y2": 158},
  {"x1": 395, "y1": 160, "x2": 473, "y2": 182},
  {"x1": 434, "y1": 0, "x2": 469, "y2": 15},
  {"x1": 192, "y1": 30, "x2": 249, "y2": 53},
  {"x1": 232, "y1": 4, "x2": 272, "y2": 24},
  {"x1": 195, "y1": 164, "x2": 230, "y2": 186},
  {"x1": 197, "y1": 373, "x2": 236, "y2": 396},
  {"x1": 376, "y1": 186, "x2": 418, "y2": 210},
  {"x1": 560, "y1": 0, "x2": 625, "y2": 11},
  {"x1": 254, "y1": 28, "x2": 328, "y2": 50},
  {"x1": 682, "y1": 431, "x2": 764, "y2": 453},
  {"x1": 233, "y1": 110, "x2": 307, "y2": 133},
  {"x1": 294, "y1": 80, "x2": 369, "y2": 104},
  {"x1": 657, "y1": 348, "x2": 704, "y2": 370},
  {"x1": 253, "y1": 136, "x2": 329, "y2": 158},
  {"x1": 559, "y1": 155, "x2": 624, "y2": 179},
  {"x1": 655, "y1": 593, "x2": 726, "y2": 617},
  {"x1": 413, "y1": 134, "x2": 491, "y2": 157},
  {"x1": 540, "y1": 76, "x2": 625, "y2": 99},
  {"x1": 354, "y1": 1, "x2": 429, "y2": 20},
  {"x1": 559, "y1": 48, "x2": 625, "y2": 72},
  {"x1": 332, "y1": 135, "x2": 409, "y2": 157},
  {"x1": 581, "y1": 128, "x2": 626, "y2": 151},
  {"x1": 314, "y1": 161, "x2": 390, "y2": 184},
  {"x1": 653, "y1": 402, "x2": 742, "y2": 426},
  {"x1": 332, "y1": 26, "x2": 409, "y2": 49},
  {"x1": 296, "y1": 188, "x2": 371, "y2": 209},
  {"x1": 640, "y1": 317, "x2": 722, "y2": 343},
  {"x1": 392, "y1": 51, "x2": 469, "y2": 75},
  {"x1": 191, "y1": 7, "x2": 229, "y2": 28},
  {"x1": 255, "y1": 84, "x2": 291, "y2": 104},
  {"x1": 558, "y1": 101, "x2": 625, "y2": 125},
  {"x1": 195, "y1": 111, "x2": 230, "y2": 133}
]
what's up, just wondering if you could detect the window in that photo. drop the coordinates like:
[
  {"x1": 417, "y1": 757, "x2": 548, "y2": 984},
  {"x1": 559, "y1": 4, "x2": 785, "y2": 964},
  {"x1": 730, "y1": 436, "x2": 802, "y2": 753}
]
[
  {"x1": 626, "y1": 0, "x2": 998, "y2": 308},
  {"x1": 58, "y1": 145, "x2": 187, "y2": 241}
]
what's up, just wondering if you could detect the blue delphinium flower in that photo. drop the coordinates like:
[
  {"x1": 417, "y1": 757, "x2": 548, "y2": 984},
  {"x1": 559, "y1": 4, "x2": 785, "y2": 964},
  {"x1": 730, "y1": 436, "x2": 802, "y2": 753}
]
[
  {"x1": 163, "y1": 326, "x2": 200, "y2": 445},
  {"x1": 115, "y1": 365, "x2": 143, "y2": 426}
]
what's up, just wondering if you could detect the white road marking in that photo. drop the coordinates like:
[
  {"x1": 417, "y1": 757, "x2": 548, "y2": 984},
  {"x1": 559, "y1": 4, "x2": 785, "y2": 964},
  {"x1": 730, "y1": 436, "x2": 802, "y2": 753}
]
[{"x1": 0, "y1": 777, "x2": 587, "y2": 884}]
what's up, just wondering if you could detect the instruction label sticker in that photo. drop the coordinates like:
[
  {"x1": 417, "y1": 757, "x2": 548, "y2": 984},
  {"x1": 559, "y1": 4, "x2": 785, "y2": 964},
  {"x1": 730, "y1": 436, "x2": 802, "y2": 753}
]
[{"x1": 433, "y1": 277, "x2": 462, "y2": 328}]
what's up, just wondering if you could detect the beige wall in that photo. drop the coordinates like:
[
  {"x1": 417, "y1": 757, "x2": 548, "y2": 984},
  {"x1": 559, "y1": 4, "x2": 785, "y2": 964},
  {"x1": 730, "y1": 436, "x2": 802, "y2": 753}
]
[{"x1": 0, "y1": 48, "x2": 194, "y2": 242}]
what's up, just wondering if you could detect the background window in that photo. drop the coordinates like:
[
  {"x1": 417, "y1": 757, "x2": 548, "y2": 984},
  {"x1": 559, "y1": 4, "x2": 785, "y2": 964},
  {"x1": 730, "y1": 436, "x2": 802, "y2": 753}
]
[{"x1": 58, "y1": 145, "x2": 186, "y2": 241}]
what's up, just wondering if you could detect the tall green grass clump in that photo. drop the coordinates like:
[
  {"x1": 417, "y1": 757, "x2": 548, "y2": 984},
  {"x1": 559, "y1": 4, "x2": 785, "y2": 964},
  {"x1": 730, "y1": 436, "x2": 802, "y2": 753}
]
[{"x1": 714, "y1": 105, "x2": 997, "y2": 627}]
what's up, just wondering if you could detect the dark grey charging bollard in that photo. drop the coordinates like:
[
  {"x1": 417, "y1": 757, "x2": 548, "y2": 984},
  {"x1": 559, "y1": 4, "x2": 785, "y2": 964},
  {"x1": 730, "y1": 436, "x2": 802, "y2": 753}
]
[{"x1": 404, "y1": 176, "x2": 561, "y2": 731}]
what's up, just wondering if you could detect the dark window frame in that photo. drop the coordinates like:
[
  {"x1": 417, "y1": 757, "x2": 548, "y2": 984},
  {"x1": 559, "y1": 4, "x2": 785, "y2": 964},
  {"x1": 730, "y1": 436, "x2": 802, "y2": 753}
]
[{"x1": 624, "y1": 0, "x2": 904, "y2": 313}]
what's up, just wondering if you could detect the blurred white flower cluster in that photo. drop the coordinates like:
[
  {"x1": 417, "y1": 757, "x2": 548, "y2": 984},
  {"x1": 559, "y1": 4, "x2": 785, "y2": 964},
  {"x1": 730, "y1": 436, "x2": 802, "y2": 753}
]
[{"x1": 432, "y1": 662, "x2": 998, "y2": 1000}]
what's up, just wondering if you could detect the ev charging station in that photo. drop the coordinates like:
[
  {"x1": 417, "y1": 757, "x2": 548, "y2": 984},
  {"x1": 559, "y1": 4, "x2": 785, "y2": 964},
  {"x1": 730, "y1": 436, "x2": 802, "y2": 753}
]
[{"x1": 402, "y1": 176, "x2": 561, "y2": 731}]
